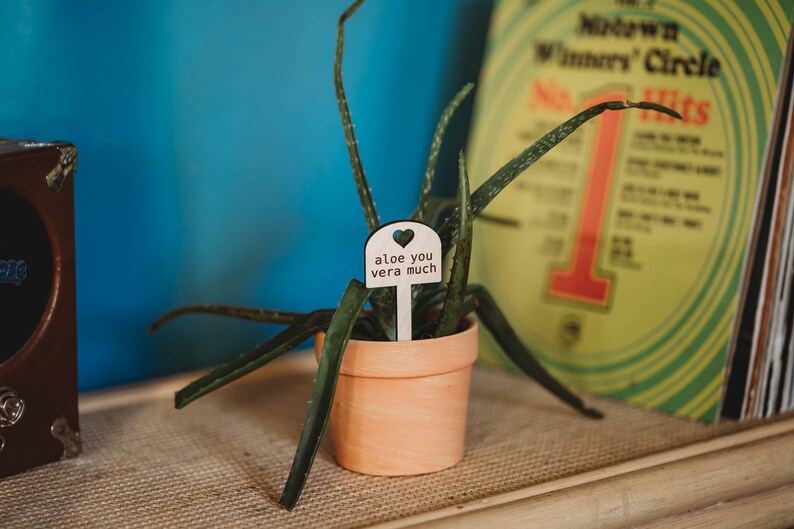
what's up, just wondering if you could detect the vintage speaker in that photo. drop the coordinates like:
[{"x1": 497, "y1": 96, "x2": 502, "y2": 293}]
[{"x1": 0, "y1": 139, "x2": 80, "y2": 478}]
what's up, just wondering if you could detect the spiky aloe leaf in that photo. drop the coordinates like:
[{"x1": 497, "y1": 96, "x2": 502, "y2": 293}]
[
  {"x1": 413, "y1": 289, "x2": 478, "y2": 339},
  {"x1": 415, "y1": 284, "x2": 599, "y2": 417},
  {"x1": 336, "y1": 0, "x2": 379, "y2": 232},
  {"x1": 469, "y1": 284, "x2": 602, "y2": 418},
  {"x1": 369, "y1": 290, "x2": 396, "y2": 341},
  {"x1": 412, "y1": 285, "x2": 447, "y2": 330},
  {"x1": 280, "y1": 279, "x2": 372, "y2": 511},
  {"x1": 414, "y1": 83, "x2": 474, "y2": 223},
  {"x1": 436, "y1": 151, "x2": 472, "y2": 337},
  {"x1": 351, "y1": 310, "x2": 388, "y2": 341},
  {"x1": 174, "y1": 309, "x2": 335, "y2": 409},
  {"x1": 437, "y1": 100, "x2": 682, "y2": 256},
  {"x1": 422, "y1": 197, "x2": 458, "y2": 229},
  {"x1": 148, "y1": 305, "x2": 305, "y2": 333}
]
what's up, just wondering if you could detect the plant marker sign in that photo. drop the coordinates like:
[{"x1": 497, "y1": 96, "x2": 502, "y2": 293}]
[{"x1": 365, "y1": 220, "x2": 441, "y2": 341}]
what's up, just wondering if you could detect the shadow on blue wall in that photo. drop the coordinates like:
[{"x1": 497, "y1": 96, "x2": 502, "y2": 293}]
[{"x1": 0, "y1": 0, "x2": 493, "y2": 390}]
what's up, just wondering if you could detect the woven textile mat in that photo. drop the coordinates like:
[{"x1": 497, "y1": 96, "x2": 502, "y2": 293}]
[{"x1": 0, "y1": 354, "x2": 780, "y2": 528}]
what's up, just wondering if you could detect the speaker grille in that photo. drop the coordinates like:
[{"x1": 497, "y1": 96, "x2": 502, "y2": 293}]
[{"x1": 0, "y1": 189, "x2": 53, "y2": 363}]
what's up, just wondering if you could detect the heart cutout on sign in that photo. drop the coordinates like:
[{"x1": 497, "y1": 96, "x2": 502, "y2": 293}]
[{"x1": 392, "y1": 229, "x2": 414, "y2": 248}]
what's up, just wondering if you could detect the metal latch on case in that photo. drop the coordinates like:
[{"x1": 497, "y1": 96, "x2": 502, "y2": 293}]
[
  {"x1": 0, "y1": 387, "x2": 24, "y2": 453},
  {"x1": 0, "y1": 386, "x2": 25, "y2": 427}
]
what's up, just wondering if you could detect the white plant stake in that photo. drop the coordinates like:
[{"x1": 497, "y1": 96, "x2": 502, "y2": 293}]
[{"x1": 365, "y1": 220, "x2": 441, "y2": 341}]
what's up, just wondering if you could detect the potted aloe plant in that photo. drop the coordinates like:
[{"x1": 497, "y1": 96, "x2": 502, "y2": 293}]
[{"x1": 149, "y1": 0, "x2": 680, "y2": 511}]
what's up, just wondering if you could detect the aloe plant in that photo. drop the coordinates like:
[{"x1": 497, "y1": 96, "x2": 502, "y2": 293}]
[{"x1": 149, "y1": 0, "x2": 681, "y2": 511}]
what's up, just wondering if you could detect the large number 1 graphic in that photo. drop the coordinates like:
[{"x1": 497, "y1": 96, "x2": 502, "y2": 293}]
[{"x1": 548, "y1": 90, "x2": 626, "y2": 307}]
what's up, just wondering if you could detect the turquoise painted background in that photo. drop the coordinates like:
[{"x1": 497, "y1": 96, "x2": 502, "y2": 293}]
[{"x1": 0, "y1": 0, "x2": 492, "y2": 390}]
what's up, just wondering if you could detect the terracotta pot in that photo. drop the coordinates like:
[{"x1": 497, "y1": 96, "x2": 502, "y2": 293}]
[{"x1": 314, "y1": 320, "x2": 478, "y2": 476}]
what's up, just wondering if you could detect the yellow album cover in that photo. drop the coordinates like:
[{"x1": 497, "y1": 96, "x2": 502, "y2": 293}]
[{"x1": 468, "y1": 0, "x2": 794, "y2": 421}]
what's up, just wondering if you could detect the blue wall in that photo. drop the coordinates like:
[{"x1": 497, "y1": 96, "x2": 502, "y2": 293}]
[{"x1": 0, "y1": 0, "x2": 492, "y2": 390}]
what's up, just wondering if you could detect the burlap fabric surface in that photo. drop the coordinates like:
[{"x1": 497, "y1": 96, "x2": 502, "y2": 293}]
[{"x1": 0, "y1": 358, "x2": 764, "y2": 528}]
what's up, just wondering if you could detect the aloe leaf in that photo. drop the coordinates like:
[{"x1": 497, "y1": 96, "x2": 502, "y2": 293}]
[
  {"x1": 469, "y1": 284, "x2": 603, "y2": 419},
  {"x1": 414, "y1": 83, "x2": 474, "y2": 223},
  {"x1": 174, "y1": 309, "x2": 335, "y2": 409},
  {"x1": 409, "y1": 196, "x2": 457, "y2": 313},
  {"x1": 437, "y1": 100, "x2": 682, "y2": 255},
  {"x1": 351, "y1": 311, "x2": 388, "y2": 341},
  {"x1": 335, "y1": 0, "x2": 390, "y2": 337},
  {"x1": 369, "y1": 289, "x2": 396, "y2": 340},
  {"x1": 413, "y1": 288, "x2": 478, "y2": 339},
  {"x1": 147, "y1": 304, "x2": 305, "y2": 333},
  {"x1": 408, "y1": 84, "x2": 473, "y2": 308},
  {"x1": 413, "y1": 285, "x2": 446, "y2": 324},
  {"x1": 423, "y1": 197, "x2": 458, "y2": 229},
  {"x1": 436, "y1": 151, "x2": 472, "y2": 337},
  {"x1": 280, "y1": 279, "x2": 372, "y2": 510},
  {"x1": 336, "y1": 0, "x2": 379, "y2": 232},
  {"x1": 410, "y1": 284, "x2": 445, "y2": 335}
]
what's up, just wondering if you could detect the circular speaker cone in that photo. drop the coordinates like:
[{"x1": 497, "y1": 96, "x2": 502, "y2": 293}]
[{"x1": 0, "y1": 190, "x2": 53, "y2": 363}]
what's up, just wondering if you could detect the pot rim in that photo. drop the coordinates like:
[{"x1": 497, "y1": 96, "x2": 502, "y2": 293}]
[{"x1": 314, "y1": 317, "x2": 478, "y2": 379}]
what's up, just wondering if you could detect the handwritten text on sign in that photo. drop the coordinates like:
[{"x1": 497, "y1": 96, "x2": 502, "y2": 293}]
[{"x1": 365, "y1": 220, "x2": 441, "y2": 340}]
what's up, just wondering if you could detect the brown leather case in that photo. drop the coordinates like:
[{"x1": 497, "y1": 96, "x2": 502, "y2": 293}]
[{"x1": 0, "y1": 139, "x2": 80, "y2": 478}]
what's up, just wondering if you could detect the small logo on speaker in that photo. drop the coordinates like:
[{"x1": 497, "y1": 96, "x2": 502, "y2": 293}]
[{"x1": 0, "y1": 260, "x2": 27, "y2": 286}]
